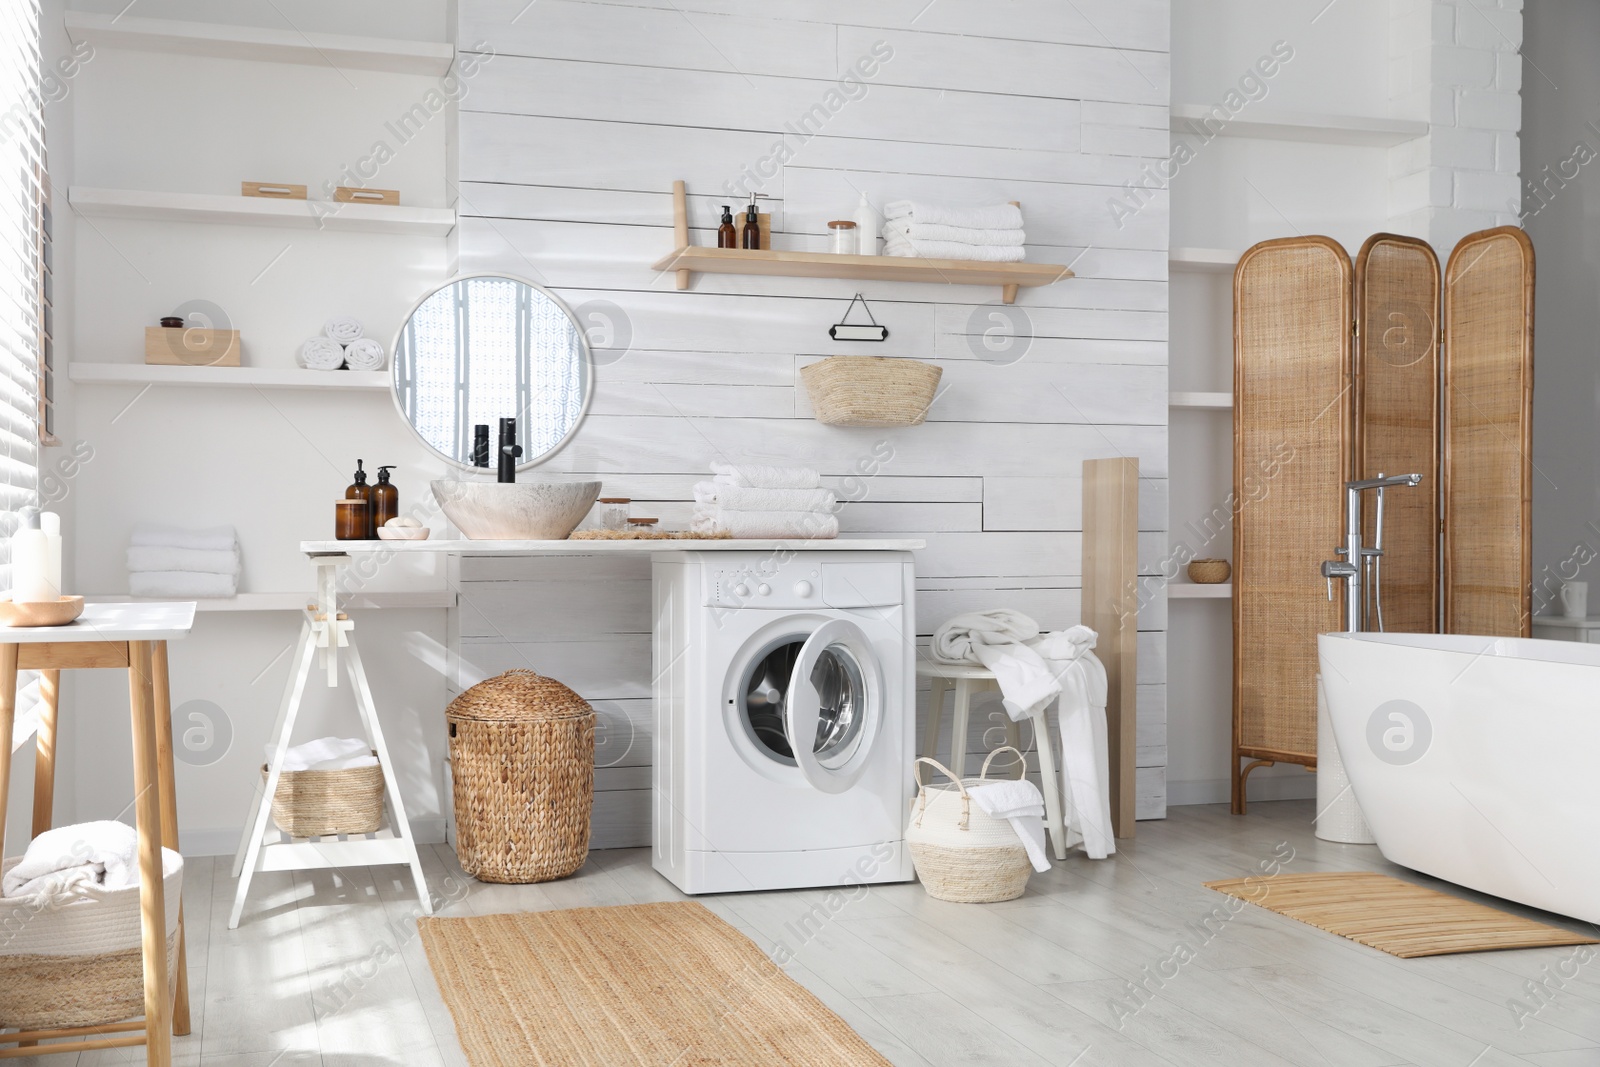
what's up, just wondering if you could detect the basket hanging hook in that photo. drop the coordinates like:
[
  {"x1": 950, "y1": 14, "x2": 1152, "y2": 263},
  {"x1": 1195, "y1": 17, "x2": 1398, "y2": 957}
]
[{"x1": 830, "y1": 292, "x2": 889, "y2": 342}]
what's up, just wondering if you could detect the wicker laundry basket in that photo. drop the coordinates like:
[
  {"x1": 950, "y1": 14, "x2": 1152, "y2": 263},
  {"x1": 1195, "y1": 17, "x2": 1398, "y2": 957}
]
[
  {"x1": 262, "y1": 753, "x2": 384, "y2": 837},
  {"x1": 446, "y1": 669, "x2": 595, "y2": 883},
  {"x1": 0, "y1": 848, "x2": 182, "y2": 1030},
  {"x1": 906, "y1": 747, "x2": 1034, "y2": 903},
  {"x1": 800, "y1": 356, "x2": 942, "y2": 427}
]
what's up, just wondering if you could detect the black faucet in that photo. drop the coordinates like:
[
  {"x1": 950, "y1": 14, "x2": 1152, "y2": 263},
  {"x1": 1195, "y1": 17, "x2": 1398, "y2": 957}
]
[{"x1": 497, "y1": 417, "x2": 522, "y2": 483}]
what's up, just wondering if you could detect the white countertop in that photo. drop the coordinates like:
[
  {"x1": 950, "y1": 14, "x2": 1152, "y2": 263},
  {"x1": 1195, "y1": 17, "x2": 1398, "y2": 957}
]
[
  {"x1": 300, "y1": 537, "x2": 924, "y2": 556},
  {"x1": 0, "y1": 601, "x2": 196, "y2": 642},
  {"x1": 1531, "y1": 615, "x2": 1600, "y2": 629}
]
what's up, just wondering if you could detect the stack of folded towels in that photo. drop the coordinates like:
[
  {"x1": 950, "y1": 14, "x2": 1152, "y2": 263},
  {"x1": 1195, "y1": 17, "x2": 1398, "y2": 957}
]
[
  {"x1": 268, "y1": 736, "x2": 378, "y2": 773},
  {"x1": 127, "y1": 523, "x2": 240, "y2": 598},
  {"x1": 692, "y1": 463, "x2": 839, "y2": 539},
  {"x1": 881, "y1": 200, "x2": 1026, "y2": 262}
]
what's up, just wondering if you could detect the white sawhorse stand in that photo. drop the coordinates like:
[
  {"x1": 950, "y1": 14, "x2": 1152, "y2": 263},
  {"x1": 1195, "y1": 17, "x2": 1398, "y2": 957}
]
[{"x1": 229, "y1": 553, "x2": 431, "y2": 928}]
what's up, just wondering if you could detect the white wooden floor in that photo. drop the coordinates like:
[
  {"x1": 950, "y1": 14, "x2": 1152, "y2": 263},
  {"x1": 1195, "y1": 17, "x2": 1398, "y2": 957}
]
[{"x1": 26, "y1": 800, "x2": 1600, "y2": 1065}]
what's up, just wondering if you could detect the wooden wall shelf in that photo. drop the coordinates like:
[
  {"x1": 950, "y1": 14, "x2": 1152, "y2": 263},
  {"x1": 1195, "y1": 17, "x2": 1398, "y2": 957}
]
[{"x1": 650, "y1": 182, "x2": 1070, "y2": 304}]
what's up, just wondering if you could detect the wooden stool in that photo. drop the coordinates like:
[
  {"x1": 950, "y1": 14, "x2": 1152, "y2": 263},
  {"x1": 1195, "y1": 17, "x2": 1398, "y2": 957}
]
[
  {"x1": 0, "y1": 601, "x2": 196, "y2": 1065},
  {"x1": 917, "y1": 661, "x2": 1068, "y2": 860}
]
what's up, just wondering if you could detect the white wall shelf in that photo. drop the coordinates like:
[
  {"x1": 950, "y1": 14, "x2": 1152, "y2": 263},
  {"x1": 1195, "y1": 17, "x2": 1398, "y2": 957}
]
[
  {"x1": 1169, "y1": 583, "x2": 1232, "y2": 599},
  {"x1": 1170, "y1": 105, "x2": 1428, "y2": 147},
  {"x1": 87, "y1": 592, "x2": 455, "y2": 612},
  {"x1": 64, "y1": 12, "x2": 455, "y2": 76},
  {"x1": 1171, "y1": 392, "x2": 1233, "y2": 410},
  {"x1": 69, "y1": 363, "x2": 390, "y2": 390},
  {"x1": 1171, "y1": 247, "x2": 1240, "y2": 274},
  {"x1": 69, "y1": 186, "x2": 455, "y2": 236}
]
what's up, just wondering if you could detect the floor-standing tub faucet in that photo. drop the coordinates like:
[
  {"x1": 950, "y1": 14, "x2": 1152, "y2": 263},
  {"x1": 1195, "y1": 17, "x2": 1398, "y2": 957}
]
[{"x1": 1320, "y1": 473, "x2": 1423, "y2": 632}]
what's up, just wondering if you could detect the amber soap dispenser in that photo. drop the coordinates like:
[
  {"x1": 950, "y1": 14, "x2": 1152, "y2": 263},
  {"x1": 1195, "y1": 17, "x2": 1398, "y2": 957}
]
[
  {"x1": 345, "y1": 460, "x2": 376, "y2": 539},
  {"x1": 717, "y1": 205, "x2": 737, "y2": 248},
  {"x1": 373, "y1": 465, "x2": 399, "y2": 530}
]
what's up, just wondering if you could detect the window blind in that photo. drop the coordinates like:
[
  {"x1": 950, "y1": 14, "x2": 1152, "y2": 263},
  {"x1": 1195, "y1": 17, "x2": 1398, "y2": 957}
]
[{"x1": 0, "y1": 0, "x2": 45, "y2": 590}]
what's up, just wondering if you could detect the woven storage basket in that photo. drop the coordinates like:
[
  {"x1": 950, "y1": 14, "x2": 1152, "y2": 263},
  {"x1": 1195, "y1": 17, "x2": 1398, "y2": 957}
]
[
  {"x1": 263, "y1": 753, "x2": 383, "y2": 837},
  {"x1": 447, "y1": 669, "x2": 595, "y2": 884},
  {"x1": 800, "y1": 356, "x2": 942, "y2": 427},
  {"x1": 1187, "y1": 559, "x2": 1231, "y2": 584},
  {"x1": 905, "y1": 747, "x2": 1034, "y2": 903},
  {"x1": 0, "y1": 848, "x2": 182, "y2": 1030}
]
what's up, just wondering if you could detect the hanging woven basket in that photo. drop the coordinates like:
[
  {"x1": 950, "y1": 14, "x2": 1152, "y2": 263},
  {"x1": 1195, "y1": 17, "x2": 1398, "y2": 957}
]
[
  {"x1": 800, "y1": 356, "x2": 942, "y2": 427},
  {"x1": 446, "y1": 669, "x2": 595, "y2": 884}
]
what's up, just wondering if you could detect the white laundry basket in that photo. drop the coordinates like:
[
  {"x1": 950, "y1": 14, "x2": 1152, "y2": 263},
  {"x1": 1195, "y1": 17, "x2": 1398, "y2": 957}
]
[
  {"x1": 0, "y1": 849, "x2": 183, "y2": 1029},
  {"x1": 906, "y1": 746, "x2": 1034, "y2": 903}
]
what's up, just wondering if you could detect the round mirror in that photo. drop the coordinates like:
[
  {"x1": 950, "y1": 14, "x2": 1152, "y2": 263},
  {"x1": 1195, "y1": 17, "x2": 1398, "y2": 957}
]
[{"x1": 392, "y1": 274, "x2": 591, "y2": 470}]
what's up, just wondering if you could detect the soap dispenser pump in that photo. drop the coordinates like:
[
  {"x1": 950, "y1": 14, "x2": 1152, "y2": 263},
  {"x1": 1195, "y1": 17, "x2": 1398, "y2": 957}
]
[
  {"x1": 372, "y1": 466, "x2": 399, "y2": 530},
  {"x1": 346, "y1": 460, "x2": 375, "y2": 538},
  {"x1": 497, "y1": 418, "x2": 522, "y2": 483},
  {"x1": 717, "y1": 205, "x2": 737, "y2": 248}
]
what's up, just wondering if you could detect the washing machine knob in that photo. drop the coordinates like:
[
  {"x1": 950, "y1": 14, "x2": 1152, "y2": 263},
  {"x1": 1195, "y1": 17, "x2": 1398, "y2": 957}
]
[
  {"x1": 733, "y1": 583, "x2": 750, "y2": 598},
  {"x1": 794, "y1": 580, "x2": 814, "y2": 598},
  {"x1": 757, "y1": 583, "x2": 771, "y2": 596}
]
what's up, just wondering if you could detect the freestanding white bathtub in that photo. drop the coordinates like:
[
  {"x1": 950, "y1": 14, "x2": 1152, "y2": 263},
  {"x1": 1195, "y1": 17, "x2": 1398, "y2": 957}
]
[{"x1": 1319, "y1": 631, "x2": 1600, "y2": 926}]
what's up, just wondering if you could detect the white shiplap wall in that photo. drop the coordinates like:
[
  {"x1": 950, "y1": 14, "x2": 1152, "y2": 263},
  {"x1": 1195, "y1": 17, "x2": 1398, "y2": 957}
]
[{"x1": 451, "y1": 0, "x2": 1172, "y2": 843}]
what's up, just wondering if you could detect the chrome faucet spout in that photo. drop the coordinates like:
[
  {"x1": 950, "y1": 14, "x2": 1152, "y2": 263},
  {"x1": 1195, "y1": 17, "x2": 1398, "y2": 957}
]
[
  {"x1": 1347, "y1": 473, "x2": 1423, "y2": 491},
  {"x1": 1321, "y1": 472, "x2": 1425, "y2": 632}
]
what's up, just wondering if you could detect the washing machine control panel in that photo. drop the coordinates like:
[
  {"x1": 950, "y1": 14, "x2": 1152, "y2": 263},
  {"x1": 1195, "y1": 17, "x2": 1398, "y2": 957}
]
[{"x1": 703, "y1": 559, "x2": 903, "y2": 609}]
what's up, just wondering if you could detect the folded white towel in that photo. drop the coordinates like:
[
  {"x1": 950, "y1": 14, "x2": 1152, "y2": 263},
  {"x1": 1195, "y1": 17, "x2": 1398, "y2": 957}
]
[
  {"x1": 883, "y1": 234, "x2": 1027, "y2": 262},
  {"x1": 3, "y1": 820, "x2": 139, "y2": 900},
  {"x1": 343, "y1": 337, "x2": 386, "y2": 372},
  {"x1": 691, "y1": 508, "x2": 839, "y2": 539},
  {"x1": 130, "y1": 523, "x2": 238, "y2": 552},
  {"x1": 710, "y1": 462, "x2": 820, "y2": 490},
  {"x1": 883, "y1": 220, "x2": 1026, "y2": 247},
  {"x1": 323, "y1": 315, "x2": 364, "y2": 344},
  {"x1": 300, "y1": 336, "x2": 345, "y2": 370},
  {"x1": 693, "y1": 481, "x2": 837, "y2": 513},
  {"x1": 129, "y1": 571, "x2": 238, "y2": 598},
  {"x1": 969, "y1": 779, "x2": 1051, "y2": 873},
  {"x1": 883, "y1": 200, "x2": 1024, "y2": 230},
  {"x1": 268, "y1": 736, "x2": 377, "y2": 772},
  {"x1": 126, "y1": 545, "x2": 239, "y2": 576}
]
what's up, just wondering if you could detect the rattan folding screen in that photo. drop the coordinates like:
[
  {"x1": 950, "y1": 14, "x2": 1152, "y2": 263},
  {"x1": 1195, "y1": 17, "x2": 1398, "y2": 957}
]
[{"x1": 1231, "y1": 227, "x2": 1533, "y2": 812}]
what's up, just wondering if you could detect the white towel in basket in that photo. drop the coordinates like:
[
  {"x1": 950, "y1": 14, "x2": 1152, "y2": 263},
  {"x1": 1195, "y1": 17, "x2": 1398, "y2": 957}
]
[
  {"x1": 3, "y1": 820, "x2": 140, "y2": 900},
  {"x1": 969, "y1": 779, "x2": 1051, "y2": 872},
  {"x1": 270, "y1": 736, "x2": 377, "y2": 772}
]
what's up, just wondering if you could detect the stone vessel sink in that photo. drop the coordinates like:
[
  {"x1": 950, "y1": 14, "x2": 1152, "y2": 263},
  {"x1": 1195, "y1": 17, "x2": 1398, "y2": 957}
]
[{"x1": 431, "y1": 479, "x2": 602, "y2": 540}]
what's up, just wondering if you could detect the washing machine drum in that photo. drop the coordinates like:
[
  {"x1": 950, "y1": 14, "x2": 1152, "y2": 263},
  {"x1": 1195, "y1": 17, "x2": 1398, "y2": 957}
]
[{"x1": 738, "y1": 619, "x2": 880, "y2": 792}]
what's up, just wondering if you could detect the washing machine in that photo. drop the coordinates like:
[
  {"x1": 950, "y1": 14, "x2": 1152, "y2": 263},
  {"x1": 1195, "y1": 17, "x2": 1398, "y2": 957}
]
[{"x1": 651, "y1": 550, "x2": 916, "y2": 894}]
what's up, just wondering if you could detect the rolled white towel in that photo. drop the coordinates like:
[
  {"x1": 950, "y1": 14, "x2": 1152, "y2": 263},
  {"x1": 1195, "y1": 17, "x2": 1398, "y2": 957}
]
[
  {"x1": 127, "y1": 545, "x2": 239, "y2": 576},
  {"x1": 343, "y1": 337, "x2": 386, "y2": 372},
  {"x1": 129, "y1": 571, "x2": 238, "y2": 598},
  {"x1": 883, "y1": 200, "x2": 1024, "y2": 230},
  {"x1": 300, "y1": 336, "x2": 345, "y2": 371},
  {"x1": 323, "y1": 315, "x2": 364, "y2": 344},
  {"x1": 130, "y1": 523, "x2": 237, "y2": 552},
  {"x1": 268, "y1": 736, "x2": 377, "y2": 772},
  {"x1": 883, "y1": 233, "x2": 1027, "y2": 262},
  {"x1": 693, "y1": 481, "x2": 837, "y2": 512},
  {"x1": 4, "y1": 820, "x2": 140, "y2": 899},
  {"x1": 709, "y1": 462, "x2": 820, "y2": 490},
  {"x1": 884, "y1": 219, "x2": 1026, "y2": 247},
  {"x1": 691, "y1": 508, "x2": 839, "y2": 539}
]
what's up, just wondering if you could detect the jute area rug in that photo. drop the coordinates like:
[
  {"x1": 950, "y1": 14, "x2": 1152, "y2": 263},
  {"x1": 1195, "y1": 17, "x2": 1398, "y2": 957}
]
[
  {"x1": 1206, "y1": 871, "x2": 1599, "y2": 959},
  {"x1": 419, "y1": 901, "x2": 891, "y2": 1066}
]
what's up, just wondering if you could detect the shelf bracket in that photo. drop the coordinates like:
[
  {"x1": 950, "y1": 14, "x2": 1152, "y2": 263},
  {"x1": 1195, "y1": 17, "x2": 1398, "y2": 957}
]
[{"x1": 671, "y1": 180, "x2": 691, "y2": 291}]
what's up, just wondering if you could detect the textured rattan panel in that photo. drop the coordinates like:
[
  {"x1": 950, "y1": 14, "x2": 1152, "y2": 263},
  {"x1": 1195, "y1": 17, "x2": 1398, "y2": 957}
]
[
  {"x1": 1443, "y1": 227, "x2": 1533, "y2": 638},
  {"x1": 1233, "y1": 237, "x2": 1352, "y2": 763},
  {"x1": 1355, "y1": 234, "x2": 1440, "y2": 634}
]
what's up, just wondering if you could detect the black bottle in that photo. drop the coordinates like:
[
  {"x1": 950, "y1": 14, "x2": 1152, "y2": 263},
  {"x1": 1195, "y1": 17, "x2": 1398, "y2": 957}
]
[
  {"x1": 472, "y1": 424, "x2": 491, "y2": 468},
  {"x1": 497, "y1": 417, "x2": 522, "y2": 483},
  {"x1": 717, "y1": 205, "x2": 737, "y2": 249},
  {"x1": 741, "y1": 203, "x2": 760, "y2": 249}
]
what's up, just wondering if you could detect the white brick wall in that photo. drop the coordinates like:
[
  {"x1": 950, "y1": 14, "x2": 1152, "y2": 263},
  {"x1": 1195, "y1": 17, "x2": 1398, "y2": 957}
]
[{"x1": 1388, "y1": 0, "x2": 1523, "y2": 251}]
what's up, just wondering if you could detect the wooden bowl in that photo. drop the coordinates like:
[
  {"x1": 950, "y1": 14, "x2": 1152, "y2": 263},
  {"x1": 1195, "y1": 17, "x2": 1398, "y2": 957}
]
[
  {"x1": 0, "y1": 595, "x2": 84, "y2": 627},
  {"x1": 1187, "y1": 559, "x2": 1231, "y2": 584},
  {"x1": 377, "y1": 526, "x2": 431, "y2": 541}
]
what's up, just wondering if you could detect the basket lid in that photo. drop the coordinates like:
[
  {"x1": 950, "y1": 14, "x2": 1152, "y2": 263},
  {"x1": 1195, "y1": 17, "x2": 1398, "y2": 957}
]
[{"x1": 446, "y1": 669, "x2": 593, "y2": 723}]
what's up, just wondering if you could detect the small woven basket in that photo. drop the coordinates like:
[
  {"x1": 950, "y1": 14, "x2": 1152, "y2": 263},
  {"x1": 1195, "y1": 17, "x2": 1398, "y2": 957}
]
[
  {"x1": 447, "y1": 669, "x2": 595, "y2": 884},
  {"x1": 1187, "y1": 558, "x2": 1232, "y2": 584},
  {"x1": 263, "y1": 754, "x2": 384, "y2": 837},
  {"x1": 905, "y1": 747, "x2": 1034, "y2": 903},
  {"x1": 800, "y1": 356, "x2": 942, "y2": 427},
  {"x1": 0, "y1": 849, "x2": 182, "y2": 1030}
]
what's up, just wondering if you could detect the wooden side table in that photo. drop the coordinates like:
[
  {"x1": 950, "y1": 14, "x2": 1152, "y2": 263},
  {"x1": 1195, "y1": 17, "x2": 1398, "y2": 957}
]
[{"x1": 0, "y1": 601, "x2": 195, "y2": 1065}]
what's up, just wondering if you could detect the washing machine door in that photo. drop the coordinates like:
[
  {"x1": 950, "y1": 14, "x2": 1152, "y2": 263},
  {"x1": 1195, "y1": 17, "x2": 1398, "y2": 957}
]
[{"x1": 784, "y1": 618, "x2": 882, "y2": 794}]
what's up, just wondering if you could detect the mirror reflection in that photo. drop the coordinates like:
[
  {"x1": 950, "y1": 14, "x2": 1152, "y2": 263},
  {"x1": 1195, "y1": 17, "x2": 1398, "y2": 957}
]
[{"x1": 393, "y1": 275, "x2": 590, "y2": 469}]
